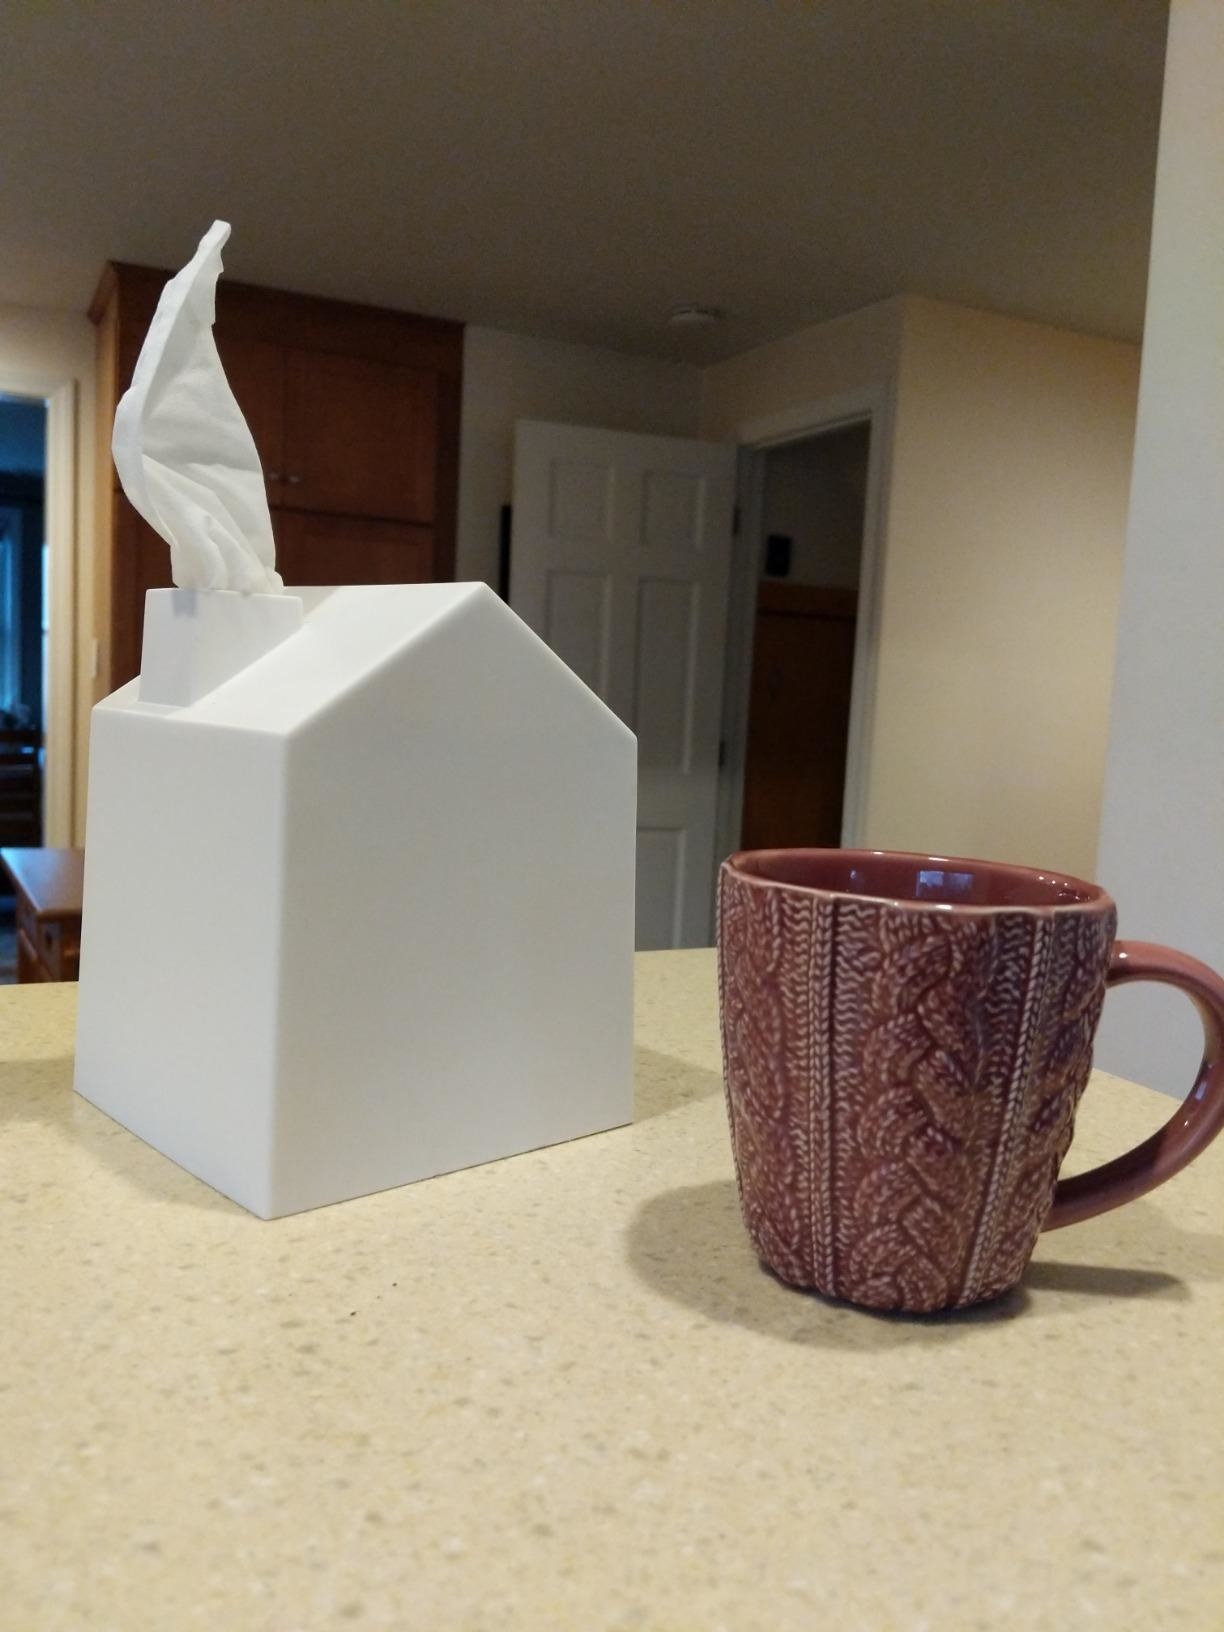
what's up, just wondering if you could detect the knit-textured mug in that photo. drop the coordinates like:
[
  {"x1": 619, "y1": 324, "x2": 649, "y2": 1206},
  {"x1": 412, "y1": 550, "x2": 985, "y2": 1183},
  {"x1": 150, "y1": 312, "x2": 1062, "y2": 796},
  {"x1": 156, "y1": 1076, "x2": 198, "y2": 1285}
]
[{"x1": 716, "y1": 849, "x2": 1224, "y2": 1313}]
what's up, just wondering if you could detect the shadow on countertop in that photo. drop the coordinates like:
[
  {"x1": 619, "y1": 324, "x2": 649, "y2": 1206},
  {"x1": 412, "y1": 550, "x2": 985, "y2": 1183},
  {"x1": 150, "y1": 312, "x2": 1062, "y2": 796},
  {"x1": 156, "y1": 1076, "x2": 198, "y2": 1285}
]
[
  {"x1": 0, "y1": 1051, "x2": 241, "y2": 1215},
  {"x1": 632, "y1": 1046, "x2": 724, "y2": 1124},
  {"x1": 4, "y1": 1041, "x2": 721, "y2": 1216},
  {"x1": 626, "y1": 1177, "x2": 1220, "y2": 1351}
]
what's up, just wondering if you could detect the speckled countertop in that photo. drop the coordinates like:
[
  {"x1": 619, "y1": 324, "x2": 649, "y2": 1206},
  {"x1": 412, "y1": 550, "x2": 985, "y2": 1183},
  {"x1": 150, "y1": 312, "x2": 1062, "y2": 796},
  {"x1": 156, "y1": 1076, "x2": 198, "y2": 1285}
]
[{"x1": 1, "y1": 952, "x2": 1221, "y2": 1631}]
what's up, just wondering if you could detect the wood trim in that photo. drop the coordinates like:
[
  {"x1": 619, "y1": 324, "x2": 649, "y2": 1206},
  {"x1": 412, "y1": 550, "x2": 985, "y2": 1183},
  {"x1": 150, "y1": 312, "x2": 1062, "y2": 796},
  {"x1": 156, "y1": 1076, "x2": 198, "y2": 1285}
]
[
  {"x1": 756, "y1": 582, "x2": 859, "y2": 620},
  {"x1": 109, "y1": 492, "x2": 139, "y2": 687},
  {"x1": 93, "y1": 292, "x2": 119, "y2": 700},
  {"x1": 93, "y1": 262, "x2": 464, "y2": 373},
  {"x1": 86, "y1": 261, "x2": 119, "y2": 326},
  {"x1": 42, "y1": 381, "x2": 78, "y2": 847},
  {"x1": 220, "y1": 281, "x2": 464, "y2": 371},
  {"x1": 432, "y1": 361, "x2": 462, "y2": 581}
]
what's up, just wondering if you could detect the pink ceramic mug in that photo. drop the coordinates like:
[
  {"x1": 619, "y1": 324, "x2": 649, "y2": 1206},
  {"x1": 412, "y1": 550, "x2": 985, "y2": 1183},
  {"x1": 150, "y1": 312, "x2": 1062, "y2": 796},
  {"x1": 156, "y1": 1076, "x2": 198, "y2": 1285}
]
[{"x1": 716, "y1": 849, "x2": 1224, "y2": 1314}]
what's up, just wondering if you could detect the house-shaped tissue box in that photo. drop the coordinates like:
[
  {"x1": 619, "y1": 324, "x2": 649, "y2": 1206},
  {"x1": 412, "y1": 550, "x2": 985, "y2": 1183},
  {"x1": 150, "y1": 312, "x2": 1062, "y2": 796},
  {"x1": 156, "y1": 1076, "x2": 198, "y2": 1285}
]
[{"x1": 75, "y1": 583, "x2": 637, "y2": 1218}]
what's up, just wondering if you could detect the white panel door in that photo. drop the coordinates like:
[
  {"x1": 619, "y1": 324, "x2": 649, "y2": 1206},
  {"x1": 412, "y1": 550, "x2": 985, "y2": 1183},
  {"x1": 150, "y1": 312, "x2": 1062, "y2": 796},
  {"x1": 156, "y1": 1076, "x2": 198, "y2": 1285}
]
[{"x1": 512, "y1": 420, "x2": 736, "y2": 948}]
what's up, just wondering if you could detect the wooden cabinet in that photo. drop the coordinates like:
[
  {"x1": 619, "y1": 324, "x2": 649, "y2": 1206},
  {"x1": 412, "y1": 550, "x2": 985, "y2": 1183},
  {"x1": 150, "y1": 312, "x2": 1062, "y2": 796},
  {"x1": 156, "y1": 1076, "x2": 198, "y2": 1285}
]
[
  {"x1": 282, "y1": 350, "x2": 438, "y2": 522},
  {"x1": 111, "y1": 495, "x2": 170, "y2": 685},
  {"x1": 214, "y1": 332, "x2": 287, "y2": 497},
  {"x1": 90, "y1": 265, "x2": 463, "y2": 691},
  {"x1": 277, "y1": 511, "x2": 435, "y2": 587}
]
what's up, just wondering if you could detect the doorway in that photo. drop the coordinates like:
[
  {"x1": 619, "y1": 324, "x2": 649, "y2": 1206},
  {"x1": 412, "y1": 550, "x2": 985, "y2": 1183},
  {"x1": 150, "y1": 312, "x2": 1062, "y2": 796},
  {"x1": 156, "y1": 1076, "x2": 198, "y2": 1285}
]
[
  {"x1": 715, "y1": 399, "x2": 885, "y2": 879},
  {"x1": 740, "y1": 423, "x2": 868, "y2": 850},
  {"x1": 0, "y1": 396, "x2": 48, "y2": 839},
  {"x1": 0, "y1": 395, "x2": 49, "y2": 981}
]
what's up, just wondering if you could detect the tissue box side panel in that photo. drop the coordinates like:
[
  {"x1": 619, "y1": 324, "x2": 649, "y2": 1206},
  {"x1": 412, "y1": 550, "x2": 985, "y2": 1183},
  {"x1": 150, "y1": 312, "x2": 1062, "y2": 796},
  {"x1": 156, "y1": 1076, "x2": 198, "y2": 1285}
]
[
  {"x1": 189, "y1": 582, "x2": 483, "y2": 735},
  {"x1": 139, "y1": 589, "x2": 305, "y2": 707},
  {"x1": 75, "y1": 708, "x2": 286, "y2": 1215},
  {"x1": 268, "y1": 588, "x2": 636, "y2": 1215}
]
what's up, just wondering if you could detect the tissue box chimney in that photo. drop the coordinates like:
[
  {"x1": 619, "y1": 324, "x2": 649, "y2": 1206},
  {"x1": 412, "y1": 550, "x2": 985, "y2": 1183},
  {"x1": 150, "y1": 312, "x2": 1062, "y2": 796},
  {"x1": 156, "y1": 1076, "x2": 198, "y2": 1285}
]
[
  {"x1": 75, "y1": 583, "x2": 636, "y2": 1218},
  {"x1": 138, "y1": 589, "x2": 304, "y2": 707}
]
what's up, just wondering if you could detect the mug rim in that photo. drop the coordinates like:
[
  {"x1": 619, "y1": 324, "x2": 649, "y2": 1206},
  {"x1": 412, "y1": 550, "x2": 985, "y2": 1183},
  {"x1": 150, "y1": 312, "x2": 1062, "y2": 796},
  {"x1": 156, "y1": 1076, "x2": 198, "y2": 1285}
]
[{"x1": 723, "y1": 847, "x2": 1116, "y2": 917}]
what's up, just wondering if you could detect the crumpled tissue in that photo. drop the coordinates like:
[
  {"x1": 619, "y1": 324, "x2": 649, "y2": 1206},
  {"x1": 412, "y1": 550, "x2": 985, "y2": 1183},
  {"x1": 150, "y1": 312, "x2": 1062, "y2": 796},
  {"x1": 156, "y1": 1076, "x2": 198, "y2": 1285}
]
[{"x1": 112, "y1": 220, "x2": 283, "y2": 595}]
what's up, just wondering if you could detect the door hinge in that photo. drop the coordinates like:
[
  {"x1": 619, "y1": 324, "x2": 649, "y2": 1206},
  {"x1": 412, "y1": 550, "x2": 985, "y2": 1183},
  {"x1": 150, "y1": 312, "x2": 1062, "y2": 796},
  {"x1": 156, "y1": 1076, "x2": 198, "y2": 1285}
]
[{"x1": 718, "y1": 738, "x2": 728, "y2": 769}]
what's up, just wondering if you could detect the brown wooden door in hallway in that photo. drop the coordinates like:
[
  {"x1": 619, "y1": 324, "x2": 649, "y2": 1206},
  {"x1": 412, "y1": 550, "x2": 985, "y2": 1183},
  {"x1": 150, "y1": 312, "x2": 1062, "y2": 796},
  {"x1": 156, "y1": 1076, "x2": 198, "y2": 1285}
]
[{"x1": 740, "y1": 583, "x2": 858, "y2": 851}]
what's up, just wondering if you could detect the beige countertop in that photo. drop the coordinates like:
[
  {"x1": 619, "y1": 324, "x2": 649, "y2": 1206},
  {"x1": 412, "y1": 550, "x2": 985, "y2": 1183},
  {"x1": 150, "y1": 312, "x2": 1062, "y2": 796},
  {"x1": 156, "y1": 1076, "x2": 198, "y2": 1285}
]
[{"x1": 1, "y1": 952, "x2": 1221, "y2": 1631}]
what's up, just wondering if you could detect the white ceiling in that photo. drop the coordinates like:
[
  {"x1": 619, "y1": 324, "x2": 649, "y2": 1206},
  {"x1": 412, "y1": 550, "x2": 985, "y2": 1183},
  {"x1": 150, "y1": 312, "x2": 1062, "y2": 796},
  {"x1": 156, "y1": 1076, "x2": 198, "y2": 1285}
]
[{"x1": 1, "y1": 0, "x2": 1167, "y2": 362}]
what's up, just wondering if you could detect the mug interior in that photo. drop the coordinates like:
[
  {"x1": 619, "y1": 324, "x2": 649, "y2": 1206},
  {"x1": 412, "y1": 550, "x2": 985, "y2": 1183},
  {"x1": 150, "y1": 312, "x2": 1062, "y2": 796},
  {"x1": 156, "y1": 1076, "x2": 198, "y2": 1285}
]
[{"x1": 727, "y1": 849, "x2": 1107, "y2": 910}]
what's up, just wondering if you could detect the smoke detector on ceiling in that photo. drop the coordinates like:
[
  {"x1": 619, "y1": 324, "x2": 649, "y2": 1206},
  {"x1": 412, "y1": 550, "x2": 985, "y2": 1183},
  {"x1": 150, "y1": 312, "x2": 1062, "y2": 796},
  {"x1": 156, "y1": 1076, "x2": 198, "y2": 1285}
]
[{"x1": 666, "y1": 303, "x2": 724, "y2": 329}]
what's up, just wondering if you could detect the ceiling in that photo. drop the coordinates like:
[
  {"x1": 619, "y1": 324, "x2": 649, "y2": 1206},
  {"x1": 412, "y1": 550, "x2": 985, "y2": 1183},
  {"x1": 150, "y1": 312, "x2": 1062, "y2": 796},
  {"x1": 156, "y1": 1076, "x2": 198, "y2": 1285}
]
[{"x1": 1, "y1": 0, "x2": 1167, "y2": 363}]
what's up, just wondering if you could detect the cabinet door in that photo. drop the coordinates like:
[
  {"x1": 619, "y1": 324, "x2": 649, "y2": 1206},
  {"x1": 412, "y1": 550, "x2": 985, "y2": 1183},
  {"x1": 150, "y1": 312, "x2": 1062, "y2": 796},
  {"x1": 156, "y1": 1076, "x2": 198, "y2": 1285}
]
[
  {"x1": 282, "y1": 349, "x2": 438, "y2": 523},
  {"x1": 214, "y1": 333, "x2": 286, "y2": 505},
  {"x1": 111, "y1": 495, "x2": 173, "y2": 688},
  {"x1": 277, "y1": 511, "x2": 435, "y2": 586}
]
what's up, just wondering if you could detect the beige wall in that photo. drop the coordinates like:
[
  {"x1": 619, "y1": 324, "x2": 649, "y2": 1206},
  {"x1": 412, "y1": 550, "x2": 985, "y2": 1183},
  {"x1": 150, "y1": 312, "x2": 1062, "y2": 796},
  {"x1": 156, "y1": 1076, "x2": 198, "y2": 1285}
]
[
  {"x1": 0, "y1": 303, "x2": 96, "y2": 843},
  {"x1": 866, "y1": 297, "x2": 1140, "y2": 877},
  {"x1": 700, "y1": 298, "x2": 903, "y2": 439},
  {"x1": 701, "y1": 292, "x2": 1138, "y2": 878},
  {"x1": 457, "y1": 326, "x2": 702, "y2": 586},
  {"x1": 2, "y1": 289, "x2": 1135, "y2": 874},
  {"x1": 1094, "y1": 0, "x2": 1224, "y2": 1094}
]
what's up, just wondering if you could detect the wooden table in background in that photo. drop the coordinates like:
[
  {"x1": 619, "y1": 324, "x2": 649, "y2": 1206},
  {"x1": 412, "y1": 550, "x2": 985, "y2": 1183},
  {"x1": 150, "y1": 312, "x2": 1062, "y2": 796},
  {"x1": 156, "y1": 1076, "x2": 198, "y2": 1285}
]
[{"x1": 0, "y1": 846, "x2": 84, "y2": 982}]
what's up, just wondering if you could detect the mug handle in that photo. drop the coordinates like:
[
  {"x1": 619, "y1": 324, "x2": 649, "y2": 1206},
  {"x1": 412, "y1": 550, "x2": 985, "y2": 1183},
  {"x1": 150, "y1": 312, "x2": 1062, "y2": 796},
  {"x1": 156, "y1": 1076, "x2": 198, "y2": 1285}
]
[{"x1": 1045, "y1": 940, "x2": 1224, "y2": 1230}]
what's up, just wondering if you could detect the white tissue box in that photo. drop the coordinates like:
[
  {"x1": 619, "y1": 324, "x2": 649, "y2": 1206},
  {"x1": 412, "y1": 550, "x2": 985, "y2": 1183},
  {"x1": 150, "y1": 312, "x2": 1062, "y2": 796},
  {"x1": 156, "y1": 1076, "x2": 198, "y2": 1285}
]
[
  {"x1": 138, "y1": 587, "x2": 303, "y2": 706},
  {"x1": 75, "y1": 583, "x2": 637, "y2": 1218}
]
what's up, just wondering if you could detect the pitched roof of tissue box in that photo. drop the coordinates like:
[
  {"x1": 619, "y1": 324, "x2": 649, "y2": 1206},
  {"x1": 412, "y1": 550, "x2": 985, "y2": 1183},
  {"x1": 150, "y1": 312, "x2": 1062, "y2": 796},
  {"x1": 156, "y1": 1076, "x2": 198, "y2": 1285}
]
[{"x1": 76, "y1": 582, "x2": 637, "y2": 1219}]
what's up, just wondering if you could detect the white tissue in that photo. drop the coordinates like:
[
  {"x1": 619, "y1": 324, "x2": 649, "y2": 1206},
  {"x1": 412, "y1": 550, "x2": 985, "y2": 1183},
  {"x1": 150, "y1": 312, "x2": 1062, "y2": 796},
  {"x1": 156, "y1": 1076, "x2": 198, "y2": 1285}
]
[{"x1": 112, "y1": 220, "x2": 283, "y2": 595}]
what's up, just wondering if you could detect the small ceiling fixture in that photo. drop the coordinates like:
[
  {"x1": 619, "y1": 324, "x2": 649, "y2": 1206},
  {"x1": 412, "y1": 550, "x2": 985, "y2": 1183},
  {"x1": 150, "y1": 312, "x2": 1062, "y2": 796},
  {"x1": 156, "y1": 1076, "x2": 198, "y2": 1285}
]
[{"x1": 666, "y1": 303, "x2": 724, "y2": 329}]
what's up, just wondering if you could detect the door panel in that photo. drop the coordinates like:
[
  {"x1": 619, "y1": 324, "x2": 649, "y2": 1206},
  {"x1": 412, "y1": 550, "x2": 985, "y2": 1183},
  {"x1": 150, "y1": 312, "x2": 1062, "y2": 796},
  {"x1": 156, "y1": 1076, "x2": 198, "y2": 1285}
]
[
  {"x1": 512, "y1": 421, "x2": 736, "y2": 948},
  {"x1": 741, "y1": 586, "x2": 858, "y2": 851},
  {"x1": 283, "y1": 350, "x2": 438, "y2": 523},
  {"x1": 278, "y1": 511, "x2": 435, "y2": 586},
  {"x1": 215, "y1": 334, "x2": 286, "y2": 506},
  {"x1": 641, "y1": 468, "x2": 704, "y2": 552},
  {"x1": 635, "y1": 828, "x2": 686, "y2": 950},
  {"x1": 544, "y1": 570, "x2": 612, "y2": 696},
  {"x1": 549, "y1": 459, "x2": 614, "y2": 541},
  {"x1": 634, "y1": 578, "x2": 698, "y2": 772}
]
